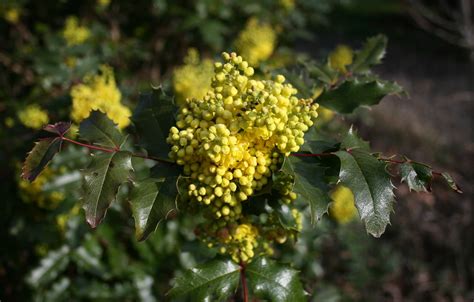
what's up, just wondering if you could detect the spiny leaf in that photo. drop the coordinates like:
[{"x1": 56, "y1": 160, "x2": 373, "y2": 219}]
[
  {"x1": 307, "y1": 63, "x2": 338, "y2": 84},
  {"x1": 351, "y1": 34, "x2": 387, "y2": 73},
  {"x1": 168, "y1": 259, "x2": 240, "y2": 301},
  {"x1": 441, "y1": 172, "x2": 462, "y2": 193},
  {"x1": 44, "y1": 121, "x2": 71, "y2": 136},
  {"x1": 246, "y1": 257, "x2": 306, "y2": 302},
  {"x1": 26, "y1": 246, "x2": 70, "y2": 288},
  {"x1": 400, "y1": 162, "x2": 433, "y2": 192},
  {"x1": 79, "y1": 110, "x2": 125, "y2": 148},
  {"x1": 282, "y1": 156, "x2": 331, "y2": 224},
  {"x1": 318, "y1": 77, "x2": 403, "y2": 114},
  {"x1": 341, "y1": 126, "x2": 370, "y2": 151},
  {"x1": 129, "y1": 176, "x2": 179, "y2": 241},
  {"x1": 335, "y1": 150, "x2": 395, "y2": 237},
  {"x1": 22, "y1": 137, "x2": 63, "y2": 182},
  {"x1": 276, "y1": 203, "x2": 299, "y2": 231},
  {"x1": 132, "y1": 89, "x2": 176, "y2": 160},
  {"x1": 82, "y1": 151, "x2": 133, "y2": 228}
]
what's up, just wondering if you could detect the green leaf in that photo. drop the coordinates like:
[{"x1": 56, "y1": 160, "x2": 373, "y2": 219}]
[
  {"x1": 318, "y1": 77, "x2": 403, "y2": 114},
  {"x1": 400, "y1": 162, "x2": 433, "y2": 192},
  {"x1": 282, "y1": 156, "x2": 331, "y2": 224},
  {"x1": 441, "y1": 172, "x2": 462, "y2": 193},
  {"x1": 129, "y1": 176, "x2": 179, "y2": 241},
  {"x1": 26, "y1": 246, "x2": 70, "y2": 288},
  {"x1": 335, "y1": 150, "x2": 395, "y2": 237},
  {"x1": 79, "y1": 110, "x2": 125, "y2": 148},
  {"x1": 307, "y1": 63, "x2": 338, "y2": 84},
  {"x1": 168, "y1": 259, "x2": 240, "y2": 301},
  {"x1": 246, "y1": 257, "x2": 306, "y2": 302},
  {"x1": 351, "y1": 34, "x2": 387, "y2": 73},
  {"x1": 341, "y1": 126, "x2": 370, "y2": 151},
  {"x1": 276, "y1": 203, "x2": 299, "y2": 231},
  {"x1": 132, "y1": 89, "x2": 176, "y2": 160},
  {"x1": 82, "y1": 151, "x2": 133, "y2": 228},
  {"x1": 22, "y1": 137, "x2": 63, "y2": 182}
]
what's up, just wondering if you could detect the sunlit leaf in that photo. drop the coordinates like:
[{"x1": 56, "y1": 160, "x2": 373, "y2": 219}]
[{"x1": 168, "y1": 259, "x2": 240, "y2": 301}]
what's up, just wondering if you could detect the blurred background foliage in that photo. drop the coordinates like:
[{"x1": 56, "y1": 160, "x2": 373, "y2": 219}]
[{"x1": 0, "y1": 0, "x2": 472, "y2": 301}]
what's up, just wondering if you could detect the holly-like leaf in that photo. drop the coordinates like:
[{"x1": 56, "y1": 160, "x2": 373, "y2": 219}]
[
  {"x1": 441, "y1": 172, "x2": 462, "y2": 193},
  {"x1": 400, "y1": 161, "x2": 433, "y2": 192},
  {"x1": 44, "y1": 121, "x2": 71, "y2": 136},
  {"x1": 79, "y1": 111, "x2": 125, "y2": 148},
  {"x1": 318, "y1": 77, "x2": 403, "y2": 114},
  {"x1": 26, "y1": 246, "x2": 70, "y2": 288},
  {"x1": 22, "y1": 137, "x2": 63, "y2": 182},
  {"x1": 335, "y1": 150, "x2": 395, "y2": 237},
  {"x1": 129, "y1": 176, "x2": 179, "y2": 241},
  {"x1": 168, "y1": 259, "x2": 240, "y2": 301},
  {"x1": 246, "y1": 257, "x2": 306, "y2": 302},
  {"x1": 282, "y1": 156, "x2": 331, "y2": 224},
  {"x1": 307, "y1": 63, "x2": 338, "y2": 84},
  {"x1": 132, "y1": 89, "x2": 176, "y2": 160},
  {"x1": 82, "y1": 151, "x2": 133, "y2": 228},
  {"x1": 341, "y1": 126, "x2": 370, "y2": 151},
  {"x1": 276, "y1": 203, "x2": 299, "y2": 231},
  {"x1": 351, "y1": 34, "x2": 387, "y2": 73}
]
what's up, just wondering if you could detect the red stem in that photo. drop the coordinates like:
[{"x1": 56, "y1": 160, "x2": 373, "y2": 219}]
[
  {"x1": 61, "y1": 137, "x2": 173, "y2": 165},
  {"x1": 62, "y1": 137, "x2": 118, "y2": 153},
  {"x1": 240, "y1": 262, "x2": 249, "y2": 302},
  {"x1": 292, "y1": 152, "x2": 443, "y2": 176}
]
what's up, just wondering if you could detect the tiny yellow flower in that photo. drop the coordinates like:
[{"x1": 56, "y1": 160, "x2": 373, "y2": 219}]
[
  {"x1": 330, "y1": 185, "x2": 358, "y2": 224},
  {"x1": 235, "y1": 18, "x2": 277, "y2": 66},
  {"x1": 173, "y1": 49, "x2": 214, "y2": 106},
  {"x1": 328, "y1": 45, "x2": 353, "y2": 73},
  {"x1": 18, "y1": 104, "x2": 49, "y2": 129},
  {"x1": 97, "y1": 0, "x2": 111, "y2": 8},
  {"x1": 70, "y1": 65, "x2": 131, "y2": 129},
  {"x1": 4, "y1": 8, "x2": 20, "y2": 24},
  {"x1": 62, "y1": 16, "x2": 91, "y2": 46}
]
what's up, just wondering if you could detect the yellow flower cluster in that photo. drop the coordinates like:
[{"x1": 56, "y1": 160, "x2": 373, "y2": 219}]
[
  {"x1": 280, "y1": 0, "x2": 295, "y2": 11},
  {"x1": 56, "y1": 205, "x2": 81, "y2": 232},
  {"x1": 169, "y1": 52, "x2": 318, "y2": 262},
  {"x1": 227, "y1": 223, "x2": 259, "y2": 263},
  {"x1": 330, "y1": 185, "x2": 358, "y2": 224},
  {"x1": 235, "y1": 18, "x2": 277, "y2": 66},
  {"x1": 4, "y1": 7, "x2": 20, "y2": 24},
  {"x1": 18, "y1": 166, "x2": 64, "y2": 209},
  {"x1": 62, "y1": 16, "x2": 91, "y2": 46},
  {"x1": 173, "y1": 49, "x2": 214, "y2": 106},
  {"x1": 70, "y1": 65, "x2": 131, "y2": 129},
  {"x1": 97, "y1": 0, "x2": 111, "y2": 8},
  {"x1": 18, "y1": 104, "x2": 49, "y2": 129},
  {"x1": 328, "y1": 45, "x2": 353, "y2": 73}
]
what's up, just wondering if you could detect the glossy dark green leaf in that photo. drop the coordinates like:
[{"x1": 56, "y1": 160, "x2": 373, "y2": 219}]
[
  {"x1": 400, "y1": 162, "x2": 433, "y2": 192},
  {"x1": 132, "y1": 89, "x2": 176, "y2": 160},
  {"x1": 351, "y1": 34, "x2": 387, "y2": 73},
  {"x1": 276, "y1": 203, "x2": 299, "y2": 231},
  {"x1": 282, "y1": 156, "x2": 331, "y2": 224},
  {"x1": 441, "y1": 172, "x2": 462, "y2": 193},
  {"x1": 335, "y1": 150, "x2": 395, "y2": 237},
  {"x1": 307, "y1": 63, "x2": 338, "y2": 84},
  {"x1": 79, "y1": 110, "x2": 125, "y2": 148},
  {"x1": 26, "y1": 246, "x2": 70, "y2": 288},
  {"x1": 82, "y1": 151, "x2": 133, "y2": 228},
  {"x1": 246, "y1": 257, "x2": 306, "y2": 302},
  {"x1": 168, "y1": 259, "x2": 240, "y2": 301},
  {"x1": 22, "y1": 137, "x2": 63, "y2": 182},
  {"x1": 341, "y1": 127, "x2": 370, "y2": 151},
  {"x1": 129, "y1": 176, "x2": 179, "y2": 241},
  {"x1": 318, "y1": 77, "x2": 403, "y2": 114}
]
